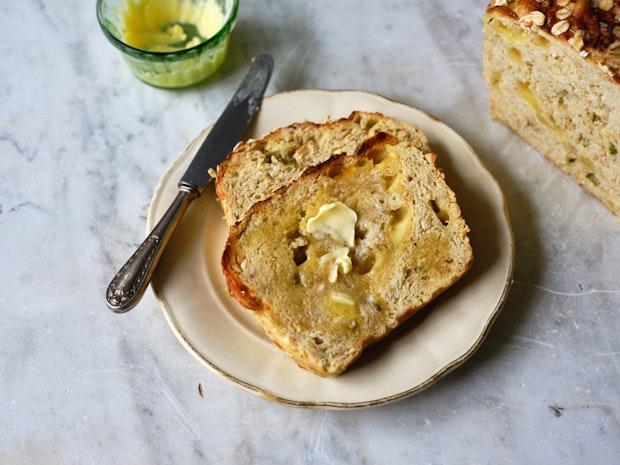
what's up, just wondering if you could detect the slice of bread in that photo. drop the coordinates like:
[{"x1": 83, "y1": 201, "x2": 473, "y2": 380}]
[
  {"x1": 214, "y1": 111, "x2": 432, "y2": 226},
  {"x1": 482, "y1": 1, "x2": 620, "y2": 216},
  {"x1": 221, "y1": 133, "x2": 473, "y2": 376}
]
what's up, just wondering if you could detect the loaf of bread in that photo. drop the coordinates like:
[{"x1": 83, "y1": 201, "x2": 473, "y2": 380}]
[
  {"x1": 221, "y1": 132, "x2": 473, "y2": 376},
  {"x1": 214, "y1": 111, "x2": 431, "y2": 226},
  {"x1": 482, "y1": 0, "x2": 620, "y2": 216}
]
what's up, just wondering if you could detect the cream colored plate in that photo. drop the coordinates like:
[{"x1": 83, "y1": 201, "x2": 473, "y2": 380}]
[{"x1": 149, "y1": 90, "x2": 514, "y2": 409}]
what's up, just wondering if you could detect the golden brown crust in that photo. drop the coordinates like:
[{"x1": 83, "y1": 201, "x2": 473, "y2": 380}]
[
  {"x1": 221, "y1": 244, "x2": 265, "y2": 310},
  {"x1": 353, "y1": 131, "x2": 398, "y2": 155}
]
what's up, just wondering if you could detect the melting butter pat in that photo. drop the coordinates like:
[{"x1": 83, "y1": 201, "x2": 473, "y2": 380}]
[
  {"x1": 319, "y1": 246, "x2": 352, "y2": 283},
  {"x1": 306, "y1": 202, "x2": 357, "y2": 247}
]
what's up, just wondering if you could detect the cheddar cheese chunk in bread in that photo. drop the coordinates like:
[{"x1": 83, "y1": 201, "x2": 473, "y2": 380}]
[{"x1": 221, "y1": 133, "x2": 473, "y2": 376}]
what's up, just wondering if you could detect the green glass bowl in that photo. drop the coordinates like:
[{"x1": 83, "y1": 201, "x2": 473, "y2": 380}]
[{"x1": 96, "y1": 0, "x2": 238, "y2": 88}]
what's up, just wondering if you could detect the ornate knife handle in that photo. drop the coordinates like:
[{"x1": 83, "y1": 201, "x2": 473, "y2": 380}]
[{"x1": 106, "y1": 187, "x2": 197, "y2": 313}]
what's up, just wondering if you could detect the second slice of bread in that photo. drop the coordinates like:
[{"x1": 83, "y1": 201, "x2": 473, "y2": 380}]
[
  {"x1": 215, "y1": 111, "x2": 432, "y2": 226},
  {"x1": 221, "y1": 133, "x2": 473, "y2": 376}
]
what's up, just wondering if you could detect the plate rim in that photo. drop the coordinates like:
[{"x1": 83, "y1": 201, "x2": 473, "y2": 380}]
[{"x1": 148, "y1": 89, "x2": 515, "y2": 409}]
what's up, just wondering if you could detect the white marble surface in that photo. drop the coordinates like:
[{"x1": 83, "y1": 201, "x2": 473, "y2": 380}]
[{"x1": 1, "y1": 0, "x2": 619, "y2": 463}]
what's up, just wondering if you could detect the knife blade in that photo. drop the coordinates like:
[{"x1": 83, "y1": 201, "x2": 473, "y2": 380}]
[{"x1": 106, "y1": 54, "x2": 274, "y2": 313}]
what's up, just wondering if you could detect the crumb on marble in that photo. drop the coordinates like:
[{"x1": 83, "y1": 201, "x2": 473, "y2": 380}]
[{"x1": 549, "y1": 404, "x2": 564, "y2": 417}]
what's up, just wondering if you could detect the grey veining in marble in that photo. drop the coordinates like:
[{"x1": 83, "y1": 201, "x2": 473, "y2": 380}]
[{"x1": 1, "y1": 0, "x2": 618, "y2": 464}]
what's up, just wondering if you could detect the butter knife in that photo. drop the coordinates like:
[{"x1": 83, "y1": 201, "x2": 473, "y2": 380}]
[{"x1": 106, "y1": 54, "x2": 274, "y2": 313}]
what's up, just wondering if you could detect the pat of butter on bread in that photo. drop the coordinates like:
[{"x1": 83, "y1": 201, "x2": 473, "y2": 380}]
[{"x1": 221, "y1": 129, "x2": 473, "y2": 376}]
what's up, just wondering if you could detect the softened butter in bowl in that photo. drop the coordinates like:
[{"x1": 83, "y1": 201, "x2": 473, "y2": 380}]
[{"x1": 97, "y1": 0, "x2": 238, "y2": 88}]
